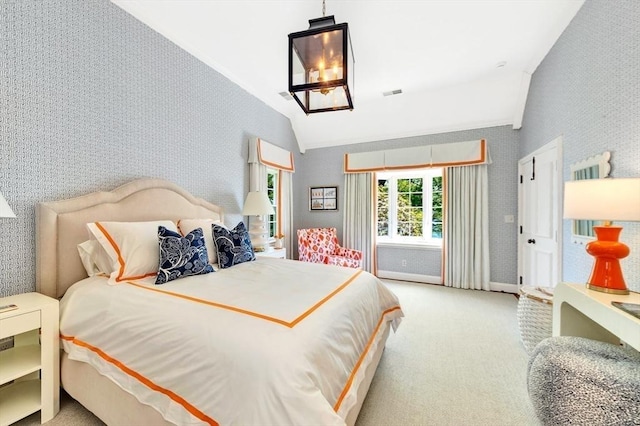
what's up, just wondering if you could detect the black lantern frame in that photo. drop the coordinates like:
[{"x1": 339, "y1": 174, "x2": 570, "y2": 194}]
[{"x1": 288, "y1": 16, "x2": 354, "y2": 114}]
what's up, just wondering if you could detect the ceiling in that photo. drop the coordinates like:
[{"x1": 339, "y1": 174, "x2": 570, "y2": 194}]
[{"x1": 111, "y1": 0, "x2": 585, "y2": 152}]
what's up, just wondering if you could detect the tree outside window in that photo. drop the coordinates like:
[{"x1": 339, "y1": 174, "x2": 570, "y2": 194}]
[
  {"x1": 431, "y1": 176, "x2": 443, "y2": 238},
  {"x1": 377, "y1": 169, "x2": 442, "y2": 243}
]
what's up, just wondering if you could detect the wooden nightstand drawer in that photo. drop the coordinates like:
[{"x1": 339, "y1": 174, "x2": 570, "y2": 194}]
[{"x1": 0, "y1": 311, "x2": 40, "y2": 340}]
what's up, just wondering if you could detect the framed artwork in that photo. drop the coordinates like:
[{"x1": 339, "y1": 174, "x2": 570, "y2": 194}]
[{"x1": 309, "y1": 186, "x2": 338, "y2": 211}]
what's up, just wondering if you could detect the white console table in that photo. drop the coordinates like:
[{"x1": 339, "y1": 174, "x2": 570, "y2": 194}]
[{"x1": 553, "y1": 282, "x2": 640, "y2": 351}]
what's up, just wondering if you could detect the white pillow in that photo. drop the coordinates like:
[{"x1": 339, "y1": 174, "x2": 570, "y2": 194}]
[
  {"x1": 177, "y1": 219, "x2": 224, "y2": 266},
  {"x1": 87, "y1": 221, "x2": 177, "y2": 285},
  {"x1": 77, "y1": 239, "x2": 114, "y2": 277}
]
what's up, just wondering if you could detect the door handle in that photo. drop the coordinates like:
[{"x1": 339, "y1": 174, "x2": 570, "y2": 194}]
[{"x1": 527, "y1": 239, "x2": 536, "y2": 244}]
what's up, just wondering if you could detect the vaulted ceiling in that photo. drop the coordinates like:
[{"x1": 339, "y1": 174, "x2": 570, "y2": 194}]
[{"x1": 112, "y1": 0, "x2": 585, "y2": 152}]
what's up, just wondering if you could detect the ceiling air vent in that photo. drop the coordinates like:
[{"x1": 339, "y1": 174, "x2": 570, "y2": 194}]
[
  {"x1": 279, "y1": 91, "x2": 293, "y2": 101},
  {"x1": 383, "y1": 89, "x2": 403, "y2": 97}
]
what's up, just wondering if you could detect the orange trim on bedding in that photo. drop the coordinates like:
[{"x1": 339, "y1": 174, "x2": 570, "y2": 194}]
[
  {"x1": 60, "y1": 334, "x2": 218, "y2": 426},
  {"x1": 289, "y1": 270, "x2": 363, "y2": 327},
  {"x1": 125, "y1": 269, "x2": 363, "y2": 328},
  {"x1": 94, "y1": 222, "x2": 126, "y2": 280},
  {"x1": 126, "y1": 282, "x2": 291, "y2": 327},
  {"x1": 94, "y1": 222, "x2": 157, "y2": 283},
  {"x1": 333, "y1": 305, "x2": 402, "y2": 411}
]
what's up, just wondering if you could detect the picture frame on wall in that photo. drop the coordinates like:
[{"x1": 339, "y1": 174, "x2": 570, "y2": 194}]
[{"x1": 309, "y1": 186, "x2": 338, "y2": 211}]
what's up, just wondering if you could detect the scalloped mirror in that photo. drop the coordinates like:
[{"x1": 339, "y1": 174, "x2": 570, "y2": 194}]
[{"x1": 569, "y1": 151, "x2": 611, "y2": 244}]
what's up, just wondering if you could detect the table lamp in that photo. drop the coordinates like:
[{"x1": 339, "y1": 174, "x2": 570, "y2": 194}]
[
  {"x1": 563, "y1": 178, "x2": 640, "y2": 295},
  {"x1": 242, "y1": 191, "x2": 274, "y2": 252}
]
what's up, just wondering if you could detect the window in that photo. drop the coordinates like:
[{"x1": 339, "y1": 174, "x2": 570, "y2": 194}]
[
  {"x1": 377, "y1": 169, "x2": 443, "y2": 244},
  {"x1": 266, "y1": 168, "x2": 278, "y2": 238}
]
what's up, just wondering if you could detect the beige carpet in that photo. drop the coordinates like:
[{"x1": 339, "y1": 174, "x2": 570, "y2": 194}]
[
  {"x1": 15, "y1": 280, "x2": 539, "y2": 426},
  {"x1": 355, "y1": 281, "x2": 539, "y2": 426}
]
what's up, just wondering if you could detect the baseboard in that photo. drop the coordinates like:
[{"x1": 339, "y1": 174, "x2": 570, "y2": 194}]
[
  {"x1": 490, "y1": 281, "x2": 518, "y2": 293},
  {"x1": 376, "y1": 270, "x2": 442, "y2": 285},
  {"x1": 377, "y1": 272, "x2": 518, "y2": 293}
]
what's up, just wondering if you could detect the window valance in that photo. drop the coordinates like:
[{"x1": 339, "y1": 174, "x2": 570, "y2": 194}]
[
  {"x1": 344, "y1": 139, "x2": 488, "y2": 173},
  {"x1": 248, "y1": 137, "x2": 295, "y2": 172}
]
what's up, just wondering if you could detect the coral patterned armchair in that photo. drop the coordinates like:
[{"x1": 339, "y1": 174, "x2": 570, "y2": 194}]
[{"x1": 297, "y1": 227, "x2": 363, "y2": 269}]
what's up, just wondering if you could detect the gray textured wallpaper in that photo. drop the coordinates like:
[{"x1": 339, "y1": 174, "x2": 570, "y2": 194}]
[
  {"x1": 377, "y1": 246, "x2": 442, "y2": 278},
  {"x1": 519, "y1": 0, "x2": 640, "y2": 291},
  {"x1": 294, "y1": 125, "x2": 520, "y2": 286},
  {"x1": 0, "y1": 1, "x2": 297, "y2": 296}
]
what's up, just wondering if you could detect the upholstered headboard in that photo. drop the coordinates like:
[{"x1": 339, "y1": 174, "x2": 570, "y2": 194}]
[{"x1": 36, "y1": 179, "x2": 224, "y2": 298}]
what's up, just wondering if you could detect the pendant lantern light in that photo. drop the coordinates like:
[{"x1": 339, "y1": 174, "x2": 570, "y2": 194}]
[{"x1": 288, "y1": 1, "x2": 354, "y2": 114}]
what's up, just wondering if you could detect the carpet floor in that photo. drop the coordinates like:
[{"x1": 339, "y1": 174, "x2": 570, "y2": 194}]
[
  {"x1": 15, "y1": 280, "x2": 539, "y2": 426},
  {"x1": 355, "y1": 280, "x2": 539, "y2": 426}
]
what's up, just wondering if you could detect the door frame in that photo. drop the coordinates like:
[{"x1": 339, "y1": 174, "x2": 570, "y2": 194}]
[{"x1": 517, "y1": 136, "x2": 563, "y2": 292}]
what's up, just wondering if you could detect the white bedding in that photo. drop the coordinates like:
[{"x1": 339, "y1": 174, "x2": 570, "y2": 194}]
[{"x1": 60, "y1": 258, "x2": 402, "y2": 426}]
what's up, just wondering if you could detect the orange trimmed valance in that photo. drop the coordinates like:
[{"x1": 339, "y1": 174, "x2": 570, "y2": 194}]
[
  {"x1": 344, "y1": 139, "x2": 488, "y2": 173},
  {"x1": 249, "y1": 137, "x2": 295, "y2": 172}
]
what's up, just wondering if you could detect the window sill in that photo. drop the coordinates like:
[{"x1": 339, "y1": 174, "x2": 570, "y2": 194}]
[{"x1": 376, "y1": 241, "x2": 442, "y2": 250}]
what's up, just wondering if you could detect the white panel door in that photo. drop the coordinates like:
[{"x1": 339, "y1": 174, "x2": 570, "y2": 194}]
[{"x1": 518, "y1": 138, "x2": 562, "y2": 289}]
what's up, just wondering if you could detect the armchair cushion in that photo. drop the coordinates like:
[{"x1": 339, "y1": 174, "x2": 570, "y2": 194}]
[
  {"x1": 326, "y1": 255, "x2": 361, "y2": 269},
  {"x1": 335, "y1": 247, "x2": 363, "y2": 262},
  {"x1": 297, "y1": 227, "x2": 362, "y2": 269}
]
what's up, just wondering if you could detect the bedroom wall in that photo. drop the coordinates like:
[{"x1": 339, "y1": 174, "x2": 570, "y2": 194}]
[
  {"x1": 519, "y1": 0, "x2": 640, "y2": 291},
  {"x1": 0, "y1": 1, "x2": 298, "y2": 296},
  {"x1": 293, "y1": 125, "x2": 520, "y2": 288}
]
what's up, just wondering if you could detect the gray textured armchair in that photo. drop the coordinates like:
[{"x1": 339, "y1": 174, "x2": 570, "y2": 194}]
[{"x1": 527, "y1": 336, "x2": 640, "y2": 425}]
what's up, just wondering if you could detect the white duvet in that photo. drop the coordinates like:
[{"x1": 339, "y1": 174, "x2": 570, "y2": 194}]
[{"x1": 60, "y1": 258, "x2": 403, "y2": 426}]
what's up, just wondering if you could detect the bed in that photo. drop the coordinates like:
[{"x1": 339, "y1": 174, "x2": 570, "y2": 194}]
[{"x1": 35, "y1": 178, "x2": 403, "y2": 426}]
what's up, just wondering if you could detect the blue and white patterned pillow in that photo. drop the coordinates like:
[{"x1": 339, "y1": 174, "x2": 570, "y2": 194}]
[
  {"x1": 155, "y1": 226, "x2": 214, "y2": 284},
  {"x1": 212, "y1": 222, "x2": 255, "y2": 269}
]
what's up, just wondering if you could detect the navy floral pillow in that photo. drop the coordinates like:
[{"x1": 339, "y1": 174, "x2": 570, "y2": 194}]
[
  {"x1": 155, "y1": 226, "x2": 214, "y2": 285},
  {"x1": 212, "y1": 222, "x2": 255, "y2": 269}
]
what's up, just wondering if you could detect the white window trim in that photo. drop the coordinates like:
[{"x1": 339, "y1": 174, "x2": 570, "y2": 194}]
[
  {"x1": 377, "y1": 168, "x2": 442, "y2": 245},
  {"x1": 376, "y1": 240, "x2": 443, "y2": 250}
]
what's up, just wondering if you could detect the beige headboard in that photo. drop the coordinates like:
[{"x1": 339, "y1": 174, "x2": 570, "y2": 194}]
[{"x1": 36, "y1": 178, "x2": 224, "y2": 299}]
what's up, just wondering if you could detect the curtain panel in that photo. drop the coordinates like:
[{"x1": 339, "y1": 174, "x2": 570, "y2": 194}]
[
  {"x1": 443, "y1": 165, "x2": 490, "y2": 290},
  {"x1": 279, "y1": 170, "x2": 294, "y2": 256},
  {"x1": 343, "y1": 173, "x2": 375, "y2": 273}
]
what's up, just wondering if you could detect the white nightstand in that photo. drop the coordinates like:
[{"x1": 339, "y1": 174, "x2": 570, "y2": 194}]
[
  {"x1": 255, "y1": 248, "x2": 286, "y2": 259},
  {"x1": 0, "y1": 293, "x2": 60, "y2": 426}
]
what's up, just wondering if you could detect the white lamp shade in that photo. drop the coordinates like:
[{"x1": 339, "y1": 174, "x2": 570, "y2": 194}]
[
  {"x1": 0, "y1": 191, "x2": 16, "y2": 218},
  {"x1": 242, "y1": 192, "x2": 275, "y2": 216},
  {"x1": 564, "y1": 178, "x2": 640, "y2": 221}
]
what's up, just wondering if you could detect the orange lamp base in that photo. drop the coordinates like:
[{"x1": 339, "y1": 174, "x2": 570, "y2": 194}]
[{"x1": 585, "y1": 225, "x2": 630, "y2": 295}]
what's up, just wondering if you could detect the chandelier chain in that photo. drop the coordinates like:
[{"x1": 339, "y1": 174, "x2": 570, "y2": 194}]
[{"x1": 322, "y1": 0, "x2": 326, "y2": 17}]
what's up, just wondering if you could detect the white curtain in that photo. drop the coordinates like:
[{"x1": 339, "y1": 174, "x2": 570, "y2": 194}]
[
  {"x1": 343, "y1": 173, "x2": 375, "y2": 273},
  {"x1": 247, "y1": 161, "x2": 267, "y2": 239},
  {"x1": 249, "y1": 162, "x2": 267, "y2": 192},
  {"x1": 444, "y1": 165, "x2": 490, "y2": 290},
  {"x1": 279, "y1": 170, "x2": 294, "y2": 258}
]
